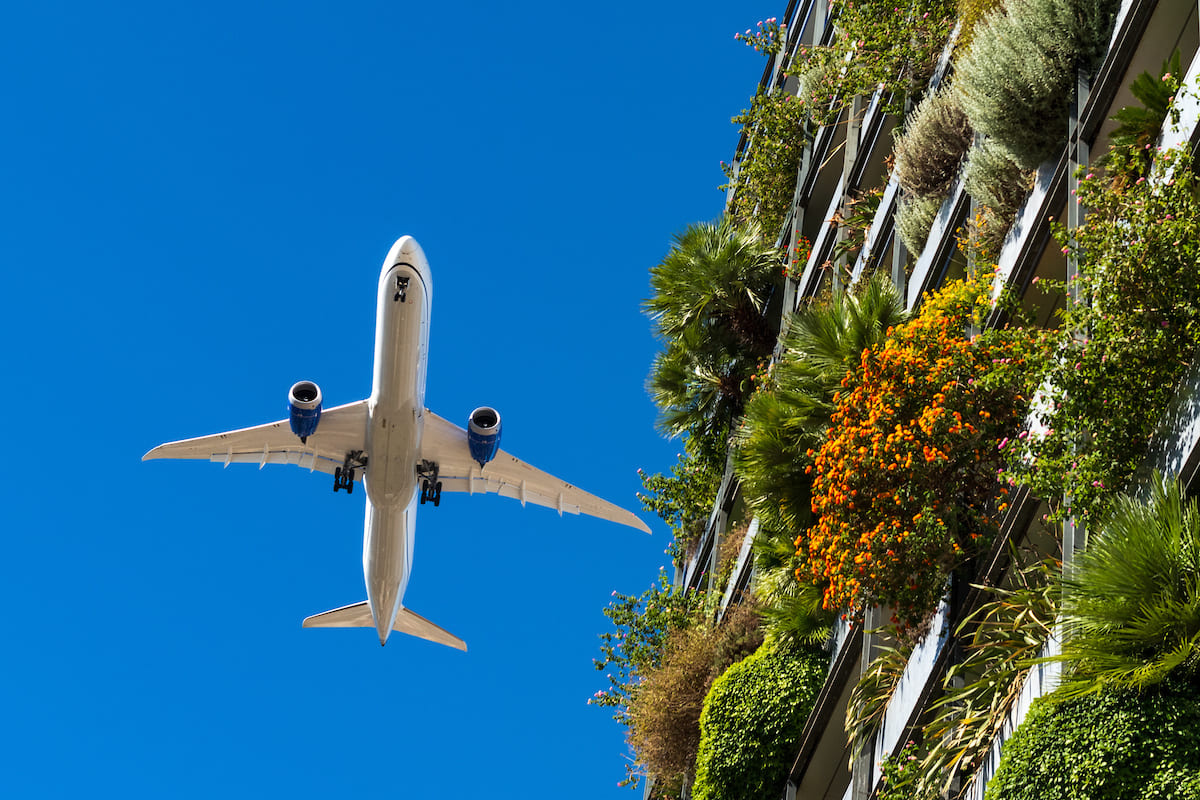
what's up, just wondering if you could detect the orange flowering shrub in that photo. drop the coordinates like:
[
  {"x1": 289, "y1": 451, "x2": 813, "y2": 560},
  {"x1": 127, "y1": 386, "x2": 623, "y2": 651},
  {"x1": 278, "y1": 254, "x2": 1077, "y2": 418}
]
[{"x1": 802, "y1": 275, "x2": 1044, "y2": 631}]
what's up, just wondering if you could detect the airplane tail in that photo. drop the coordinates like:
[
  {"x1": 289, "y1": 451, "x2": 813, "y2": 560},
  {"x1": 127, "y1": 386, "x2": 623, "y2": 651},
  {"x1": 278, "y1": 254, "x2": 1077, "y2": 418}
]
[{"x1": 302, "y1": 601, "x2": 467, "y2": 651}]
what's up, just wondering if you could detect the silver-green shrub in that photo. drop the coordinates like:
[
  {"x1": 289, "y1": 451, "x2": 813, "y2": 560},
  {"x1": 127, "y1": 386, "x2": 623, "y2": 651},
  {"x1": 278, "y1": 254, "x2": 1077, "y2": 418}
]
[
  {"x1": 954, "y1": 0, "x2": 1118, "y2": 169},
  {"x1": 963, "y1": 138, "x2": 1035, "y2": 250},
  {"x1": 895, "y1": 86, "x2": 974, "y2": 197},
  {"x1": 896, "y1": 193, "x2": 944, "y2": 254},
  {"x1": 964, "y1": 139, "x2": 1032, "y2": 216}
]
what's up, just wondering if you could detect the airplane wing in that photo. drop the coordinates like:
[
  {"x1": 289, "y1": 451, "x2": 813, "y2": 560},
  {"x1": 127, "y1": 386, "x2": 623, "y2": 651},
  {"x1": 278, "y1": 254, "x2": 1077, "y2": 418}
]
[
  {"x1": 420, "y1": 410, "x2": 650, "y2": 533},
  {"x1": 142, "y1": 400, "x2": 369, "y2": 479}
]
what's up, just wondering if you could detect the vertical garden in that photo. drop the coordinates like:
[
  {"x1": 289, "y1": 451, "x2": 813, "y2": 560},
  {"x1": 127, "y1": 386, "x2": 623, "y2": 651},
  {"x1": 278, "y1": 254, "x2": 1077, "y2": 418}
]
[{"x1": 594, "y1": 0, "x2": 1200, "y2": 797}]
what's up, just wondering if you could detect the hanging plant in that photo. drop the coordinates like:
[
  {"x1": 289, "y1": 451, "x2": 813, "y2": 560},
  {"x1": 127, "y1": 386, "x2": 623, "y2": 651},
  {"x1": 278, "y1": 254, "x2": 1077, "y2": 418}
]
[
  {"x1": 1006, "y1": 148, "x2": 1200, "y2": 521},
  {"x1": 803, "y1": 273, "x2": 1045, "y2": 631}
]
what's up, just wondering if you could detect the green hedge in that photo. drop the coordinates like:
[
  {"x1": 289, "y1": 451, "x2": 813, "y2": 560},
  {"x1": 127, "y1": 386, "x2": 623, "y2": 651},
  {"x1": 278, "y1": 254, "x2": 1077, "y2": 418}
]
[
  {"x1": 692, "y1": 642, "x2": 828, "y2": 800},
  {"x1": 985, "y1": 680, "x2": 1200, "y2": 800}
]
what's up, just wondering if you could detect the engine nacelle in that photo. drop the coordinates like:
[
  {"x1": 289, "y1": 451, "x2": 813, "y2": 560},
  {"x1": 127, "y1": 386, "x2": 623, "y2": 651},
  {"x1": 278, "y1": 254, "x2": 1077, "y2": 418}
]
[
  {"x1": 288, "y1": 380, "x2": 323, "y2": 442},
  {"x1": 467, "y1": 406, "x2": 502, "y2": 467}
]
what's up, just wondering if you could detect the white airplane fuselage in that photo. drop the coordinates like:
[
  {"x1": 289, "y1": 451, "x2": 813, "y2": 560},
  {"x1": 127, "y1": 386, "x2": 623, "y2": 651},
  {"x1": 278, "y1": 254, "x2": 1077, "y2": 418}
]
[
  {"x1": 143, "y1": 233, "x2": 650, "y2": 649},
  {"x1": 362, "y1": 236, "x2": 432, "y2": 644}
]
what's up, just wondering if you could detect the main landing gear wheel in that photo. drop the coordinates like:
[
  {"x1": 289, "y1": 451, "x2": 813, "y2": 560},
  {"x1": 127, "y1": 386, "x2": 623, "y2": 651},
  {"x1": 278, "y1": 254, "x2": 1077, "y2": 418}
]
[
  {"x1": 333, "y1": 451, "x2": 367, "y2": 494},
  {"x1": 420, "y1": 479, "x2": 443, "y2": 507},
  {"x1": 417, "y1": 459, "x2": 442, "y2": 506}
]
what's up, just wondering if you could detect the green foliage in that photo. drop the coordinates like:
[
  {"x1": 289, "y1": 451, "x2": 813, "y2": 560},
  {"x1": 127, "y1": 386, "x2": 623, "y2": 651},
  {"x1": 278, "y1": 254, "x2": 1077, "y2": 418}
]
[
  {"x1": 955, "y1": 0, "x2": 1005, "y2": 52},
  {"x1": 735, "y1": 274, "x2": 909, "y2": 539},
  {"x1": 880, "y1": 741, "x2": 937, "y2": 800},
  {"x1": 592, "y1": 571, "x2": 708, "y2": 727},
  {"x1": 786, "y1": 0, "x2": 956, "y2": 127},
  {"x1": 646, "y1": 218, "x2": 783, "y2": 440},
  {"x1": 919, "y1": 555, "x2": 1058, "y2": 793},
  {"x1": 750, "y1": 522, "x2": 836, "y2": 647},
  {"x1": 734, "y1": 275, "x2": 906, "y2": 641},
  {"x1": 896, "y1": 193, "x2": 942, "y2": 254},
  {"x1": 846, "y1": 641, "x2": 914, "y2": 762},
  {"x1": 831, "y1": 187, "x2": 885, "y2": 269},
  {"x1": 692, "y1": 641, "x2": 828, "y2": 800},
  {"x1": 638, "y1": 430, "x2": 728, "y2": 564},
  {"x1": 849, "y1": 557, "x2": 1058, "y2": 795},
  {"x1": 985, "y1": 680, "x2": 1200, "y2": 800},
  {"x1": 724, "y1": 91, "x2": 810, "y2": 237},
  {"x1": 624, "y1": 603, "x2": 764, "y2": 792},
  {"x1": 1107, "y1": 51, "x2": 1184, "y2": 177},
  {"x1": 1006, "y1": 148, "x2": 1200, "y2": 520},
  {"x1": 954, "y1": 0, "x2": 1119, "y2": 169},
  {"x1": 895, "y1": 87, "x2": 974, "y2": 198},
  {"x1": 1050, "y1": 476, "x2": 1200, "y2": 698}
]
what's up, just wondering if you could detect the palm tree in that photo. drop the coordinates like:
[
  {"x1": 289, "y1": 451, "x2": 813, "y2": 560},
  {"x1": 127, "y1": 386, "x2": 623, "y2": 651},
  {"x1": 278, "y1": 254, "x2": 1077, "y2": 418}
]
[
  {"x1": 645, "y1": 218, "x2": 784, "y2": 439},
  {"x1": 647, "y1": 329, "x2": 746, "y2": 441},
  {"x1": 735, "y1": 272, "x2": 909, "y2": 536},
  {"x1": 750, "y1": 523, "x2": 833, "y2": 646},
  {"x1": 1052, "y1": 473, "x2": 1200, "y2": 698},
  {"x1": 735, "y1": 273, "x2": 908, "y2": 641}
]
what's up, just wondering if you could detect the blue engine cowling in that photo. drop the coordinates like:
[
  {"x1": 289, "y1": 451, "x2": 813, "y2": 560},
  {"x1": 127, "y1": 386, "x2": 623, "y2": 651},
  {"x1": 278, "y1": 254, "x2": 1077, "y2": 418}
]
[
  {"x1": 467, "y1": 406, "x2": 502, "y2": 467},
  {"x1": 288, "y1": 380, "x2": 323, "y2": 442}
]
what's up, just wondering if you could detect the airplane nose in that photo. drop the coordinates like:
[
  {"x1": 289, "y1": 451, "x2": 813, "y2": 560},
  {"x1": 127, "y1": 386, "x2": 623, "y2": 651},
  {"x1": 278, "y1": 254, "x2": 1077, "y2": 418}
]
[{"x1": 392, "y1": 235, "x2": 425, "y2": 264}]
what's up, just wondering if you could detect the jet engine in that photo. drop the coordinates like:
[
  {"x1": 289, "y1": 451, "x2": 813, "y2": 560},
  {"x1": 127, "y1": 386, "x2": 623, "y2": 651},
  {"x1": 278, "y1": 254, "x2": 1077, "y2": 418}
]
[
  {"x1": 288, "y1": 380, "x2": 323, "y2": 443},
  {"x1": 467, "y1": 406, "x2": 502, "y2": 467}
]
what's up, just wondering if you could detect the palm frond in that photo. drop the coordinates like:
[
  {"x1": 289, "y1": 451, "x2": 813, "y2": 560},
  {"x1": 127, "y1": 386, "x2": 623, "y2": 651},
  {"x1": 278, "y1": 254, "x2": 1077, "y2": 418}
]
[{"x1": 1050, "y1": 473, "x2": 1200, "y2": 697}]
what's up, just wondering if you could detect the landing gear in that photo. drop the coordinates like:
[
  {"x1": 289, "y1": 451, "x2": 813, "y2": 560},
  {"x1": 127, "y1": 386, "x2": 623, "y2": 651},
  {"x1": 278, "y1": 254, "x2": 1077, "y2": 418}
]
[
  {"x1": 333, "y1": 450, "x2": 367, "y2": 494},
  {"x1": 417, "y1": 460, "x2": 442, "y2": 506},
  {"x1": 393, "y1": 275, "x2": 410, "y2": 303},
  {"x1": 421, "y1": 480, "x2": 443, "y2": 506}
]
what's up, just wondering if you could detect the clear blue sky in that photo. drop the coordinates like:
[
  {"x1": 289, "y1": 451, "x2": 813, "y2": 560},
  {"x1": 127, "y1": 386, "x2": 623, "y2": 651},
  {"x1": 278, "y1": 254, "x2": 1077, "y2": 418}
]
[{"x1": 0, "y1": 2, "x2": 776, "y2": 797}]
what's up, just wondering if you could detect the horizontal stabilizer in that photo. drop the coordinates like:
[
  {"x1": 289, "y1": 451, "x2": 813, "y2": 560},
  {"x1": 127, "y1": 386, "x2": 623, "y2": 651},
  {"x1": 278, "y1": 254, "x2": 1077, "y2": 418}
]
[
  {"x1": 302, "y1": 602, "x2": 467, "y2": 651},
  {"x1": 302, "y1": 601, "x2": 374, "y2": 627},
  {"x1": 392, "y1": 607, "x2": 467, "y2": 651}
]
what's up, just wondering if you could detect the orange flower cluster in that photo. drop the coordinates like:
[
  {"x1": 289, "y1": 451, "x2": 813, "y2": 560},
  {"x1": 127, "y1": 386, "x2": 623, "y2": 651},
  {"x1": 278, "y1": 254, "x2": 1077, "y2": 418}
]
[{"x1": 801, "y1": 276, "x2": 1039, "y2": 631}]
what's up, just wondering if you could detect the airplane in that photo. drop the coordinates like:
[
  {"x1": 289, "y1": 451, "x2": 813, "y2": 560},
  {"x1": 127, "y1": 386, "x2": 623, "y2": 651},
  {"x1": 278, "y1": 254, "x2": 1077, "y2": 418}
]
[{"x1": 143, "y1": 235, "x2": 650, "y2": 649}]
